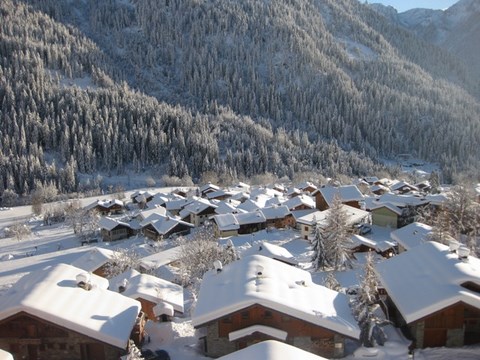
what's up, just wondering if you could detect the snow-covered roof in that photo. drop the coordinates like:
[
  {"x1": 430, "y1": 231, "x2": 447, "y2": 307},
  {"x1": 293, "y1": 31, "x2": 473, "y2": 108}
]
[
  {"x1": 290, "y1": 209, "x2": 317, "y2": 221},
  {"x1": 192, "y1": 255, "x2": 360, "y2": 339},
  {"x1": 216, "y1": 340, "x2": 328, "y2": 360},
  {"x1": 375, "y1": 242, "x2": 480, "y2": 324},
  {"x1": 0, "y1": 263, "x2": 141, "y2": 349},
  {"x1": 282, "y1": 194, "x2": 315, "y2": 210},
  {"x1": 368, "y1": 201, "x2": 403, "y2": 215},
  {"x1": 425, "y1": 193, "x2": 449, "y2": 206},
  {"x1": 235, "y1": 211, "x2": 267, "y2": 226},
  {"x1": 214, "y1": 200, "x2": 241, "y2": 215},
  {"x1": 350, "y1": 234, "x2": 377, "y2": 250},
  {"x1": 165, "y1": 198, "x2": 192, "y2": 212},
  {"x1": 142, "y1": 215, "x2": 194, "y2": 236},
  {"x1": 390, "y1": 181, "x2": 418, "y2": 192},
  {"x1": 99, "y1": 216, "x2": 131, "y2": 231},
  {"x1": 180, "y1": 198, "x2": 217, "y2": 216},
  {"x1": 109, "y1": 269, "x2": 184, "y2": 313},
  {"x1": 236, "y1": 199, "x2": 261, "y2": 212},
  {"x1": 138, "y1": 206, "x2": 167, "y2": 220},
  {"x1": 71, "y1": 247, "x2": 116, "y2": 272},
  {"x1": 213, "y1": 214, "x2": 240, "y2": 231},
  {"x1": 316, "y1": 185, "x2": 364, "y2": 207},
  {"x1": 375, "y1": 193, "x2": 429, "y2": 208},
  {"x1": 242, "y1": 241, "x2": 298, "y2": 265},
  {"x1": 260, "y1": 205, "x2": 291, "y2": 220},
  {"x1": 139, "y1": 246, "x2": 182, "y2": 270},
  {"x1": 84, "y1": 198, "x2": 123, "y2": 211},
  {"x1": 297, "y1": 206, "x2": 368, "y2": 228},
  {"x1": 200, "y1": 182, "x2": 220, "y2": 193},
  {"x1": 390, "y1": 222, "x2": 432, "y2": 250}
]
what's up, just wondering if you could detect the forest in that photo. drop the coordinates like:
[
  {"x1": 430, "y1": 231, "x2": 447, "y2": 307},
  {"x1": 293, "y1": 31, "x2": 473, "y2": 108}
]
[{"x1": 1, "y1": 0, "x2": 479, "y2": 203}]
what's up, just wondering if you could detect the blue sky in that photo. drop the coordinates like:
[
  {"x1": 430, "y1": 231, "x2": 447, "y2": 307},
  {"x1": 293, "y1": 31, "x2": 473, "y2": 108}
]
[{"x1": 364, "y1": 0, "x2": 459, "y2": 12}]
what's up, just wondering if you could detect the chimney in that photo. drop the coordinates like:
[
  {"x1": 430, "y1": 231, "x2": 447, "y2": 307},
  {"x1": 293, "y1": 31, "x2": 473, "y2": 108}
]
[
  {"x1": 76, "y1": 272, "x2": 92, "y2": 291},
  {"x1": 458, "y1": 246, "x2": 470, "y2": 261},
  {"x1": 448, "y1": 240, "x2": 460, "y2": 253},
  {"x1": 118, "y1": 279, "x2": 128, "y2": 293},
  {"x1": 214, "y1": 260, "x2": 223, "y2": 273}
]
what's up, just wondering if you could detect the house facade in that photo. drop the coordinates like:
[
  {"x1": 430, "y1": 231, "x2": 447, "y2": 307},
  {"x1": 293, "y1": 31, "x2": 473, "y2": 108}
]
[
  {"x1": 193, "y1": 255, "x2": 359, "y2": 358},
  {"x1": 375, "y1": 242, "x2": 480, "y2": 349}
]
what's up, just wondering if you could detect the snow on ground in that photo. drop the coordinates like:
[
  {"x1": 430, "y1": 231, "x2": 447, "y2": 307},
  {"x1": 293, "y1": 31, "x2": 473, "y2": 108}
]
[{"x1": 1, "y1": 196, "x2": 479, "y2": 359}]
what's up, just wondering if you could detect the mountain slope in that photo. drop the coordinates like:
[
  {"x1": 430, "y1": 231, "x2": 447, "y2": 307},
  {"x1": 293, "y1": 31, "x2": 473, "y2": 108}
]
[{"x1": 1, "y1": 0, "x2": 479, "y2": 198}]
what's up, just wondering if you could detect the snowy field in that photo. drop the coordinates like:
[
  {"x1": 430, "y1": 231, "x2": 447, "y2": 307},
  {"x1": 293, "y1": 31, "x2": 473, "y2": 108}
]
[{"x1": 0, "y1": 201, "x2": 479, "y2": 359}]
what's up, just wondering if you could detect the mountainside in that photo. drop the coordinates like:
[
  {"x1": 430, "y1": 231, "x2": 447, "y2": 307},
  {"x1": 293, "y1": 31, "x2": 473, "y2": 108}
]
[
  {"x1": 1, "y1": 0, "x2": 479, "y2": 199},
  {"x1": 371, "y1": 0, "x2": 480, "y2": 86}
]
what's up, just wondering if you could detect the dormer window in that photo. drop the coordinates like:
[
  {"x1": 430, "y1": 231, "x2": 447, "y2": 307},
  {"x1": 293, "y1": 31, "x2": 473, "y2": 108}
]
[{"x1": 461, "y1": 282, "x2": 480, "y2": 294}]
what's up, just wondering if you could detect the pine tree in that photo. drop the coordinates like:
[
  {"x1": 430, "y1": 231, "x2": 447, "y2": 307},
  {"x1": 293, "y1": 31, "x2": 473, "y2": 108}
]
[
  {"x1": 323, "y1": 195, "x2": 354, "y2": 271},
  {"x1": 311, "y1": 220, "x2": 329, "y2": 270}
]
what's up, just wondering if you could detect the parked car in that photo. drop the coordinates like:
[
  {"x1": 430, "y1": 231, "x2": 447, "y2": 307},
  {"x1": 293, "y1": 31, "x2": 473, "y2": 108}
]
[{"x1": 141, "y1": 349, "x2": 170, "y2": 360}]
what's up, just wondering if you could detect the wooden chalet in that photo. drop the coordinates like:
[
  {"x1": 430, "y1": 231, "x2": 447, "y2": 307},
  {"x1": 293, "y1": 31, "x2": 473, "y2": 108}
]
[
  {"x1": 192, "y1": 255, "x2": 360, "y2": 358},
  {"x1": 84, "y1": 199, "x2": 124, "y2": 216},
  {"x1": 141, "y1": 215, "x2": 193, "y2": 241},
  {"x1": 0, "y1": 264, "x2": 144, "y2": 360},
  {"x1": 99, "y1": 217, "x2": 136, "y2": 242},
  {"x1": 313, "y1": 185, "x2": 364, "y2": 211},
  {"x1": 375, "y1": 242, "x2": 480, "y2": 349},
  {"x1": 71, "y1": 247, "x2": 116, "y2": 278}
]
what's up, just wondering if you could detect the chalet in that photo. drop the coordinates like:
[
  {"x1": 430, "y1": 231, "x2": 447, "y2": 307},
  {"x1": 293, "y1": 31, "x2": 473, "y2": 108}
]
[
  {"x1": 236, "y1": 211, "x2": 267, "y2": 234},
  {"x1": 192, "y1": 255, "x2": 360, "y2": 358},
  {"x1": 99, "y1": 217, "x2": 136, "y2": 242},
  {"x1": 314, "y1": 185, "x2": 364, "y2": 211},
  {"x1": 217, "y1": 340, "x2": 328, "y2": 360},
  {"x1": 130, "y1": 190, "x2": 155, "y2": 205},
  {"x1": 84, "y1": 199, "x2": 124, "y2": 215},
  {"x1": 139, "y1": 246, "x2": 183, "y2": 272},
  {"x1": 136, "y1": 206, "x2": 168, "y2": 222},
  {"x1": 164, "y1": 198, "x2": 192, "y2": 216},
  {"x1": 213, "y1": 213, "x2": 240, "y2": 238},
  {"x1": 259, "y1": 205, "x2": 294, "y2": 229},
  {"x1": 282, "y1": 194, "x2": 315, "y2": 211},
  {"x1": 370, "y1": 184, "x2": 389, "y2": 196},
  {"x1": 290, "y1": 209, "x2": 317, "y2": 230},
  {"x1": 237, "y1": 199, "x2": 262, "y2": 213},
  {"x1": 296, "y1": 181, "x2": 318, "y2": 194},
  {"x1": 71, "y1": 247, "x2": 116, "y2": 277},
  {"x1": 369, "y1": 203, "x2": 403, "y2": 229},
  {"x1": 390, "y1": 181, "x2": 419, "y2": 194},
  {"x1": 206, "y1": 189, "x2": 235, "y2": 201},
  {"x1": 375, "y1": 242, "x2": 480, "y2": 349},
  {"x1": 296, "y1": 206, "x2": 369, "y2": 240},
  {"x1": 390, "y1": 222, "x2": 433, "y2": 253},
  {"x1": 0, "y1": 263, "x2": 144, "y2": 360},
  {"x1": 199, "y1": 182, "x2": 221, "y2": 197},
  {"x1": 214, "y1": 200, "x2": 242, "y2": 215},
  {"x1": 140, "y1": 215, "x2": 194, "y2": 241},
  {"x1": 242, "y1": 242, "x2": 298, "y2": 266},
  {"x1": 349, "y1": 234, "x2": 378, "y2": 254},
  {"x1": 179, "y1": 198, "x2": 217, "y2": 226},
  {"x1": 109, "y1": 269, "x2": 184, "y2": 322}
]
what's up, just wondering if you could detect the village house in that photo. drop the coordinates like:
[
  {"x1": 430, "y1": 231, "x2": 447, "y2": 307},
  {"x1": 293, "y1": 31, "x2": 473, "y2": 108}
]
[
  {"x1": 213, "y1": 213, "x2": 241, "y2": 238},
  {"x1": 130, "y1": 190, "x2": 155, "y2": 205},
  {"x1": 140, "y1": 215, "x2": 194, "y2": 241},
  {"x1": 109, "y1": 269, "x2": 184, "y2": 322},
  {"x1": 138, "y1": 246, "x2": 183, "y2": 272},
  {"x1": 0, "y1": 263, "x2": 145, "y2": 360},
  {"x1": 375, "y1": 242, "x2": 480, "y2": 349},
  {"x1": 99, "y1": 217, "x2": 137, "y2": 242},
  {"x1": 282, "y1": 194, "x2": 316, "y2": 211},
  {"x1": 179, "y1": 198, "x2": 218, "y2": 227},
  {"x1": 369, "y1": 203, "x2": 404, "y2": 229},
  {"x1": 71, "y1": 247, "x2": 116, "y2": 277},
  {"x1": 390, "y1": 181, "x2": 419, "y2": 194},
  {"x1": 199, "y1": 182, "x2": 221, "y2": 197},
  {"x1": 192, "y1": 255, "x2": 360, "y2": 358},
  {"x1": 217, "y1": 340, "x2": 328, "y2": 360},
  {"x1": 390, "y1": 222, "x2": 433, "y2": 253},
  {"x1": 296, "y1": 206, "x2": 369, "y2": 240},
  {"x1": 313, "y1": 185, "x2": 364, "y2": 211},
  {"x1": 241, "y1": 242, "x2": 298, "y2": 266},
  {"x1": 235, "y1": 211, "x2": 267, "y2": 234},
  {"x1": 259, "y1": 205, "x2": 294, "y2": 229},
  {"x1": 84, "y1": 199, "x2": 124, "y2": 215}
]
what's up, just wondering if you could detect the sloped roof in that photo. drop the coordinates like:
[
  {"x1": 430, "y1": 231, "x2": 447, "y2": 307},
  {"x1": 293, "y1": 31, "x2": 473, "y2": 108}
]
[
  {"x1": 84, "y1": 198, "x2": 123, "y2": 211},
  {"x1": 390, "y1": 222, "x2": 432, "y2": 250},
  {"x1": 181, "y1": 198, "x2": 217, "y2": 216},
  {"x1": 242, "y1": 241, "x2": 298, "y2": 265},
  {"x1": 109, "y1": 269, "x2": 184, "y2": 313},
  {"x1": 192, "y1": 255, "x2": 360, "y2": 339},
  {"x1": 139, "y1": 246, "x2": 183, "y2": 270},
  {"x1": 316, "y1": 185, "x2": 364, "y2": 207},
  {"x1": 375, "y1": 193, "x2": 429, "y2": 208},
  {"x1": 142, "y1": 216, "x2": 194, "y2": 236},
  {"x1": 260, "y1": 205, "x2": 291, "y2": 220},
  {"x1": 99, "y1": 217, "x2": 131, "y2": 231},
  {"x1": 297, "y1": 206, "x2": 368, "y2": 228},
  {"x1": 282, "y1": 194, "x2": 315, "y2": 210},
  {"x1": 217, "y1": 340, "x2": 328, "y2": 360},
  {"x1": 0, "y1": 263, "x2": 141, "y2": 349},
  {"x1": 213, "y1": 214, "x2": 240, "y2": 231},
  {"x1": 71, "y1": 247, "x2": 116, "y2": 272},
  {"x1": 235, "y1": 211, "x2": 267, "y2": 226},
  {"x1": 375, "y1": 242, "x2": 480, "y2": 324}
]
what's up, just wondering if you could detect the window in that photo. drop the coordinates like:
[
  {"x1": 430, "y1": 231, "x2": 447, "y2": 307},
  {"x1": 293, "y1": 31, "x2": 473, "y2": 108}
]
[
  {"x1": 241, "y1": 311, "x2": 249, "y2": 320},
  {"x1": 222, "y1": 317, "x2": 232, "y2": 324},
  {"x1": 264, "y1": 310, "x2": 272, "y2": 319}
]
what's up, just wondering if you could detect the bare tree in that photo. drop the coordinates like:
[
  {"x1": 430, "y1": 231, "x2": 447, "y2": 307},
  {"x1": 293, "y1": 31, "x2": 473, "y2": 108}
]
[
  {"x1": 103, "y1": 248, "x2": 141, "y2": 279},
  {"x1": 5, "y1": 222, "x2": 31, "y2": 241}
]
